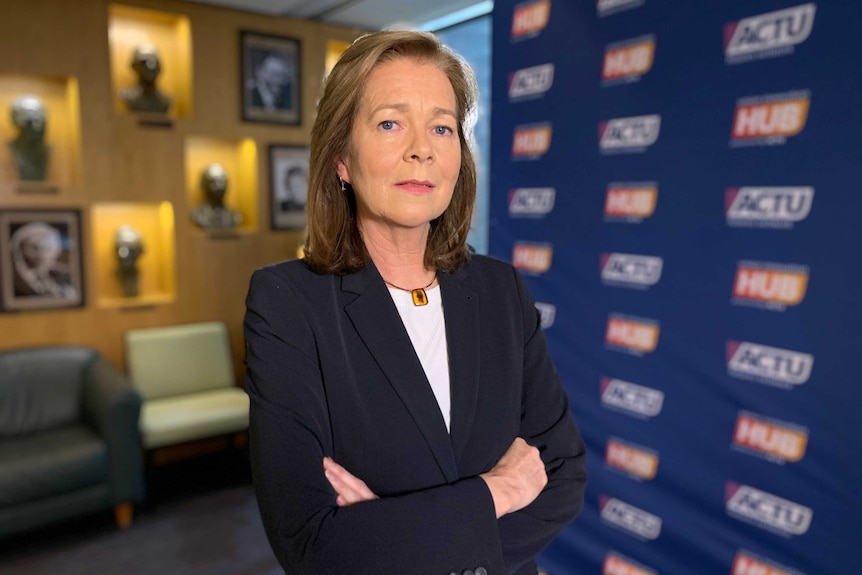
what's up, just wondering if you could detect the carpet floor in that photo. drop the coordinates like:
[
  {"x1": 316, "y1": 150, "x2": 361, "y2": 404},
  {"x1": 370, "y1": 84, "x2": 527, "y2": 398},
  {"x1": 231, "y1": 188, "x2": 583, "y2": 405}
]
[{"x1": 0, "y1": 450, "x2": 282, "y2": 575}]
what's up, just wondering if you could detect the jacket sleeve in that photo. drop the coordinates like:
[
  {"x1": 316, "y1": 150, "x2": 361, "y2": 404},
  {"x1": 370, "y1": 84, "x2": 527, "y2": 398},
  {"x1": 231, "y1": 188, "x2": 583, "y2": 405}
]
[
  {"x1": 497, "y1": 267, "x2": 588, "y2": 573},
  {"x1": 244, "y1": 267, "x2": 507, "y2": 575}
]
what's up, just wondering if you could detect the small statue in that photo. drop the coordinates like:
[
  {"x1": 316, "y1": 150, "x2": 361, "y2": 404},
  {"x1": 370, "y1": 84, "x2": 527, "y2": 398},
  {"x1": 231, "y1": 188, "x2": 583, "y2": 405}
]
[
  {"x1": 191, "y1": 163, "x2": 243, "y2": 230},
  {"x1": 114, "y1": 225, "x2": 144, "y2": 297},
  {"x1": 118, "y1": 44, "x2": 172, "y2": 114},
  {"x1": 8, "y1": 96, "x2": 50, "y2": 181}
]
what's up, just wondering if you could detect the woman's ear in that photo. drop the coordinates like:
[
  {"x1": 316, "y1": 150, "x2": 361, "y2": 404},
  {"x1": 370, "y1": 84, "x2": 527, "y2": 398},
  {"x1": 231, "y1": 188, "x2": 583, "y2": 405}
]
[{"x1": 335, "y1": 159, "x2": 350, "y2": 184}]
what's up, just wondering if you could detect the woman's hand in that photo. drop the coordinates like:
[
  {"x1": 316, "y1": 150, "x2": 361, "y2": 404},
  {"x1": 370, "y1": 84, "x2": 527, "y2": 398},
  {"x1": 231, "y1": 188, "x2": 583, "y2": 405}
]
[
  {"x1": 480, "y1": 438, "x2": 548, "y2": 519},
  {"x1": 323, "y1": 457, "x2": 379, "y2": 507}
]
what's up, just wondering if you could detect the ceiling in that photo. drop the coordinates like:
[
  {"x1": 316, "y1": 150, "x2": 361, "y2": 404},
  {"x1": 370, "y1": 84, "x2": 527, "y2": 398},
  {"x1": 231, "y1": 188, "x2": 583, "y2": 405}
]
[{"x1": 183, "y1": 0, "x2": 490, "y2": 31}]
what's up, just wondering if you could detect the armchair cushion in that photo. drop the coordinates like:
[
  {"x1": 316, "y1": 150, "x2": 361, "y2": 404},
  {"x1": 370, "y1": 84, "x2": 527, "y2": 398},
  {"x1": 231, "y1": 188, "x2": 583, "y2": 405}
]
[{"x1": 0, "y1": 424, "x2": 106, "y2": 506}]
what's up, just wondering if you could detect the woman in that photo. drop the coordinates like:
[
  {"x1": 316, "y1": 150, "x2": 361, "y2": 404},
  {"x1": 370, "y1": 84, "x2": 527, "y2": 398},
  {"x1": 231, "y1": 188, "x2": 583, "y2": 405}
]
[{"x1": 244, "y1": 31, "x2": 586, "y2": 575}]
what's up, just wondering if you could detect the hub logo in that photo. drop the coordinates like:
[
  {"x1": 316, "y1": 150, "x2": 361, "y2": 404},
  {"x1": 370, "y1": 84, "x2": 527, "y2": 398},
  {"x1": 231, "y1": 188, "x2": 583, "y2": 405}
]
[
  {"x1": 732, "y1": 550, "x2": 804, "y2": 575},
  {"x1": 509, "y1": 63, "x2": 554, "y2": 100},
  {"x1": 597, "y1": 0, "x2": 645, "y2": 18},
  {"x1": 512, "y1": 123, "x2": 553, "y2": 159},
  {"x1": 600, "y1": 114, "x2": 661, "y2": 153},
  {"x1": 605, "y1": 314, "x2": 660, "y2": 355},
  {"x1": 606, "y1": 437, "x2": 659, "y2": 480},
  {"x1": 512, "y1": 242, "x2": 553, "y2": 274},
  {"x1": 601, "y1": 377, "x2": 664, "y2": 419},
  {"x1": 512, "y1": 0, "x2": 551, "y2": 40},
  {"x1": 604, "y1": 183, "x2": 658, "y2": 222},
  {"x1": 733, "y1": 411, "x2": 808, "y2": 464},
  {"x1": 535, "y1": 302, "x2": 556, "y2": 329},
  {"x1": 509, "y1": 188, "x2": 555, "y2": 217},
  {"x1": 731, "y1": 90, "x2": 810, "y2": 147},
  {"x1": 725, "y1": 3, "x2": 816, "y2": 65},
  {"x1": 599, "y1": 496, "x2": 662, "y2": 540},
  {"x1": 601, "y1": 252, "x2": 663, "y2": 289},
  {"x1": 725, "y1": 482, "x2": 813, "y2": 536},
  {"x1": 727, "y1": 340, "x2": 813, "y2": 389},
  {"x1": 726, "y1": 187, "x2": 814, "y2": 228},
  {"x1": 732, "y1": 260, "x2": 809, "y2": 310},
  {"x1": 603, "y1": 552, "x2": 657, "y2": 575},
  {"x1": 603, "y1": 35, "x2": 655, "y2": 86}
]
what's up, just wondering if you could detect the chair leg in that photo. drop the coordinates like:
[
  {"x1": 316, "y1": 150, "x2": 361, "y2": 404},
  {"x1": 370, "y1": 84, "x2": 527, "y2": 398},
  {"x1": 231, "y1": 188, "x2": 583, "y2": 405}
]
[{"x1": 114, "y1": 502, "x2": 134, "y2": 529}]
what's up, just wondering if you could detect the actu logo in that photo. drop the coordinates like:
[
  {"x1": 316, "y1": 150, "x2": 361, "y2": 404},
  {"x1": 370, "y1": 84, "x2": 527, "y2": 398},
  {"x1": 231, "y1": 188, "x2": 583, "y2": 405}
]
[
  {"x1": 733, "y1": 411, "x2": 809, "y2": 463},
  {"x1": 605, "y1": 314, "x2": 660, "y2": 354},
  {"x1": 512, "y1": 123, "x2": 553, "y2": 159},
  {"x1": 606, "y1": 437, "x2": 659, "y2": 480},
  {"x1": 603, "y1": 552, "x2": 658, "y2": 575},
  {"x1": 726, "y1": 187, "x2": 814, "y2": 228},
  {"x1": 597, "y1": 0, "x2": 645, "y2": 18},
  {"x1": 725, "y1": 482, "x2": 813, "y2": 536},
  {"x1": 604, "y1": 183, "x2": 658, "y2": 222},
  {"x1": 535, "y1": 302, "x2": 556, "y2": 329},
  {"x1": 732, "y1": 550, "x2": 803, "y2": 575},
  {"x1": 731, "y1": 90, "x2": 810, "y2": 147},
  {"x1": 512, "y1": 0, "x2": 551, "y2": 40},
  {"x1": 603, "y1": 35, "x2": 655, "y2": 85},
  {"x1": 601, "y1": 377, "x2": 664, "y2": 418},
  {"x1": 732, "y1": 260, "x2": 809, "y2": 310},
  {"x1": 725, "y1": 3, "x2": 816, "y2": 65},
  {"x1": 509, "y1": 63, "x2": 554, "y2": 100},
  {"x1": 509, "y1": 188, "x2": 556, "y2": 217},
  {"x1": 600, "y1": 496, "x2": 662, "y2": 540},
  {"x1": 727, "y1": 340, "x2": 813, "y2": 389},
  {"x1": 512, "y1": 242, "x2": 553, "y2": 274},
  {"x1": 601, "y1": 252, "x2": 663, "y2": 289},
  {"x1": 600, "y1": 115, "x2": 661, "y2": 153}
]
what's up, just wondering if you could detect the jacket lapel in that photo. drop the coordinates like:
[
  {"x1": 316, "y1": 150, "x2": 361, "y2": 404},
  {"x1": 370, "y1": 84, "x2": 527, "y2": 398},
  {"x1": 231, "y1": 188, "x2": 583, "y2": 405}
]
[
  {"x1": 342, "y1": 264, "x2": 459, "y2": 483},
  {"x1": 439, "y1": 263, "x2": 480, "y2": 464}
]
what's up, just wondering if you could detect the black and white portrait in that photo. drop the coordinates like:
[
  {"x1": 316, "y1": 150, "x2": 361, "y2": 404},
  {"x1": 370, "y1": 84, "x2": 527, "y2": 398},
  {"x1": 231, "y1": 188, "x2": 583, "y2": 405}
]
[
  {"x1": 269, "y1": 145, "x2": 309, "y2": 230},
  {"x1": 241, "y1": 32, "x2": 301, "y2": 125},
  {"x1": 0, "y1": 209, "x2": 83, "y2": 312}
]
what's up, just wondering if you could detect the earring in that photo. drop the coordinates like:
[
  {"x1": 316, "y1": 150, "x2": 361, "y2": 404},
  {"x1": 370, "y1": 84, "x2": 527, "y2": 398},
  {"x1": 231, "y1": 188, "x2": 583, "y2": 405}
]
[{"x1": 338, "y1": 176, "x2": 347, "y2": 192}]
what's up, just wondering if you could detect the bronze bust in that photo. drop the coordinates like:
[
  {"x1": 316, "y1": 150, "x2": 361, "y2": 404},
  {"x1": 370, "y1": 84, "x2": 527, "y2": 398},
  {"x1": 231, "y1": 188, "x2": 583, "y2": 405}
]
[
  {"x1": 8, "y1": 96, "x2": 50, "y2": 181},
  {"x1": 118, "y1": 44, "x2": 172, "y2": 114},
  {"x1": 191, "y1": 163, "x2": 243, "y2": 230}
]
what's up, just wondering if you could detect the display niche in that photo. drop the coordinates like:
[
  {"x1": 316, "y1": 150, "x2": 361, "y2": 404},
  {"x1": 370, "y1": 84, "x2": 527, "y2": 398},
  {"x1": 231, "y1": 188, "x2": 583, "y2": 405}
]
[
  {"x1": 185, "y1": 136, "x2": 258, "y2": 236},
  {"x1": 91, "y1": 202, "x2": 176, "y2": 308},
  {"x1": 0, "y1": 74, "x2": 82, "y2": 193},
  {"x1": 108, "y1": 4, "x2": 193, "y2": 122}
]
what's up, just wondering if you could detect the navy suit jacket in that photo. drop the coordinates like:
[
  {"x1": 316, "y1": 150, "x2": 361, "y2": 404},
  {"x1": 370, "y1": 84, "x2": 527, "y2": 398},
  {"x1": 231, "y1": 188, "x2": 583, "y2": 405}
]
[{"x1": 244, "y1": 254, "x2": 586, "y2": 575}]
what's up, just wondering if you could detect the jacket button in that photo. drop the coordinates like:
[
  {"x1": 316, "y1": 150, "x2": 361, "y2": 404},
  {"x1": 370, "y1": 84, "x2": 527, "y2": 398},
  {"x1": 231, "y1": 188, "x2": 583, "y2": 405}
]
[
  {"x1": 475, "y1": 569, "x2": 487, "y2": 575},
  {"x1": 462, "y1": 571, "x2": 474, "y2": 575}
]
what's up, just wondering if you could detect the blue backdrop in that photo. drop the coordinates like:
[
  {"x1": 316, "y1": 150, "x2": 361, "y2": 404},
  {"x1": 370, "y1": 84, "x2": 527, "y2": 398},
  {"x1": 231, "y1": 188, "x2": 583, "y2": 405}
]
[{"x1": 489, "y1": 2, "x2": 862, "y2": 574}]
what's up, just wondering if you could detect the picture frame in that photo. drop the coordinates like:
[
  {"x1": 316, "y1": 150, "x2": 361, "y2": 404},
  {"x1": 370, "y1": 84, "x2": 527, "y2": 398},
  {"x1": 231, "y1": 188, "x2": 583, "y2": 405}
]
[
  {"x1": 269, "y1": 144, "x2": 310, "y2": 231},
  {"x1": 0, "y1": 208, "x2": 84, "y2": 312},
  {"x1": 241, "y1": 31, "x2": 301, "y2": 125}
]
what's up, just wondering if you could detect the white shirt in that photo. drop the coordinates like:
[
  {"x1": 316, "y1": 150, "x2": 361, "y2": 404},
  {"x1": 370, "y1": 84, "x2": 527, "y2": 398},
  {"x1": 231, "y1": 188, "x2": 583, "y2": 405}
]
[{"x1": 387, "y1": 285, "x2": 451, "y2": 432}]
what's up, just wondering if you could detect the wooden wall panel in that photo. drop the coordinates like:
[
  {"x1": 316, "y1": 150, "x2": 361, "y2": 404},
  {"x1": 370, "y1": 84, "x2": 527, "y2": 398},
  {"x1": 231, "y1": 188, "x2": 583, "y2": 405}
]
[{"x1": 0, "y1": 0, "x2": 363, "y2": 380}]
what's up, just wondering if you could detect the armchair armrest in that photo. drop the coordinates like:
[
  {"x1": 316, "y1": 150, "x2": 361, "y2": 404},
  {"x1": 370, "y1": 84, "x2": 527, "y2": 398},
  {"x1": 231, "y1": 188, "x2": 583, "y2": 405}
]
[{"x1": 83, "y1": 358, "x2": 145, "y2": 505}]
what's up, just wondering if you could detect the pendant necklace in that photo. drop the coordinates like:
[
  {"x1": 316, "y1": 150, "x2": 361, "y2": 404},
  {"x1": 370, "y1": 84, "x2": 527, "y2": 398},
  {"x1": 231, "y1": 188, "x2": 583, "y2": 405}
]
[{"x1": 383, "y1": 272, "x2": 437, "y2": 306}]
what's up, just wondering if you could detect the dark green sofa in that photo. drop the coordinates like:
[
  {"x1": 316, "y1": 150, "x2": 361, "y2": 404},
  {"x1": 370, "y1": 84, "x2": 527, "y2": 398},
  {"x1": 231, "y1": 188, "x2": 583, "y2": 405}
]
[{"x1": 0, "y1": 346, "x2": 145, "y2": 537}]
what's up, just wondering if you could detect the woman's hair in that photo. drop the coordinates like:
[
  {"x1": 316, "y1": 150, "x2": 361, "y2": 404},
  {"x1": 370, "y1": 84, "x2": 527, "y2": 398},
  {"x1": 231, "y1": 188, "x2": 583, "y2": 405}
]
[{"x1": 303, "y1": 31, "x2": 478, "y2": 275}]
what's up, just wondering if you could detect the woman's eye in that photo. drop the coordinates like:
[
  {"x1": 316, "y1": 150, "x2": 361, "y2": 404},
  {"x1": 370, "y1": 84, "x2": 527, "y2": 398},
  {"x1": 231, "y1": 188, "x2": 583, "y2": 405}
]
[
  {"x1": 379, "y1": 120, "x2": 395, "y2": 130},
  {"x1": 434, "y1": 126, "x2": 453, "y2": 135}
]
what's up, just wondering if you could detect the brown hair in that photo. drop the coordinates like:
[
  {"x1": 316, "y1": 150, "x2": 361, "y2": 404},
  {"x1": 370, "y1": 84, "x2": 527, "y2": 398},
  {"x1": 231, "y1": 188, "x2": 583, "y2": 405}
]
[{"x1": 303, "y1": 31, "x2": 478, "y2": 275}]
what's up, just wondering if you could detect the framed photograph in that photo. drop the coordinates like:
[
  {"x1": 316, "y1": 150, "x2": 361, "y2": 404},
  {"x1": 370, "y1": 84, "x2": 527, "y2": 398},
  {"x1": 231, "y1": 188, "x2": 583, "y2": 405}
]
[
  {"x1": 241, "y1": 31, "x2": 301, "y2": 125},
  {"x1": 269, "y1": 145, "x2": 310, "y2": 230},
  {"x1": 0, "y1": 209, "x2": 84, "y2": 312}
]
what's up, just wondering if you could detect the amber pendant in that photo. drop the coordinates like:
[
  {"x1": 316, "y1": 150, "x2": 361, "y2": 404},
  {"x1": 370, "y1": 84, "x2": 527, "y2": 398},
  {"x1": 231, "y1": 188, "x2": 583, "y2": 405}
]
[{"x1": 411, "y1": 288, "x2": 428, "y2": 306}]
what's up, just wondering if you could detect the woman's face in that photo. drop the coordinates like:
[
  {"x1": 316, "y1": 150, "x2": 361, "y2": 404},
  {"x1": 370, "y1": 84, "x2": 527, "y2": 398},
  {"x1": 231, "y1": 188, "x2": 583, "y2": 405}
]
[{"x1": 337, "y1": 58, "x2": 461, "y2": 235}]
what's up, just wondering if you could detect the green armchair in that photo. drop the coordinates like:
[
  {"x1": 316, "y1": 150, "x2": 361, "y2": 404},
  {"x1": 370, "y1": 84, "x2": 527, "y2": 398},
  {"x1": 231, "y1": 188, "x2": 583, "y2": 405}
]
[{"x1": 0, "y1": 346, "x2": 145, "y2": 538}]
